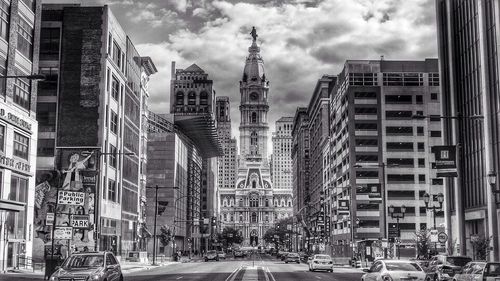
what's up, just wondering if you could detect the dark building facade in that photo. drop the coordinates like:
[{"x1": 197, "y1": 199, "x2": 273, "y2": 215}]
[
  {"x1": 34, "y1": 4, "x2": 156, "y2": 261},
  {"x1": 436, "y1": 0, "x2": 500, "y2": 259}
]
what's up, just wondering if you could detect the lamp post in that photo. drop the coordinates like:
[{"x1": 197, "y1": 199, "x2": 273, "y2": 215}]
[
  {"x1": 388, "y1": 205, "x2": 406, "y2": 259},
  {"x1": 350, "y1": 218, "x2": 360, "y2": 258},
  {"x1": 488, "y1": 171, "x2": 499, "y2": 261},
  {"x1": 423, "y1": 192, "x2": 444, "y2": 254},
  {"x1": 145, "y1": 185, "x2": 178, "y2": 265},
  {"x1": 412, "y1": 113, "x2": 483, "y2": 256}
]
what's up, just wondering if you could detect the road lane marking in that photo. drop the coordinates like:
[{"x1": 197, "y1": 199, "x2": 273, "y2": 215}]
[
  {"x1": 176, "y1": 277, "x2": 183, "y2": 280},
  {"x1": 315, "y1": 276, "x2": 321, "y2": 279},
  {"x1": 225, "y1": 265, "x2": 242, "y2": 281},
  {"x1": 265, "y1": 267, "x2": 276, "y2": 281}
]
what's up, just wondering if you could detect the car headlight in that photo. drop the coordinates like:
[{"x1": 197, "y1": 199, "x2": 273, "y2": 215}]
[
  {"x1": 89, "y1": 272, "x2": 103, "y2": 280},
  {"x1": 382, "y1": 274, "x2": 393, "y2": 281},
  {"x1": 49, "y1": 277, "x2": 58, "y2": 281}
]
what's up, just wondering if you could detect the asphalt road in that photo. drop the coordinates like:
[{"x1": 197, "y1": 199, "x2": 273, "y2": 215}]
[{"x1": 0, "y1": 254, "x2": 363, "y2": 281}]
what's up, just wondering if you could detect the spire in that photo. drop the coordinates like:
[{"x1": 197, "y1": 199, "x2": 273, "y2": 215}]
[{"x1": 243, "y1": 26, "x2": 266, "y2": 83}]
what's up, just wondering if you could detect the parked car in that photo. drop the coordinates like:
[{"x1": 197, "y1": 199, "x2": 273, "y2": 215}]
[
  {"x1": 49, "y1": 251, "x2": 123, "y2": 281},
  {"x1": 285, "y1": 253, "x2": 300, "y2": 264},
  {"x1": 217, "y1": 251, "x2": 226, "y2": 259},
  {"x1": 452, "y1": 261, "x2": 500, "y2": 281},
  {"x1": 425, "y1": 255, "x2": 472, "y2": 281},
  {"x1": 205, "y1": 250, "x2": 219, "y2": 262},
  {"x1": 361, "y1": 259, "x2": 426, "y2": 281},
  {"x1": 308, "y1": 254, "x2": 334, "y2": 272},
  {"x1": 234, "y1": 249, "x2": 245, "y2": 258}
]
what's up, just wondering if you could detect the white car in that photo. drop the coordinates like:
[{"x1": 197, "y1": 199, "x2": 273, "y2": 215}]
[
  {"x1": 308, "y1": 254, "x2": 334, "y2": 272},
  {"x1": 453, "y1": 262, "x2": 500, "y2": 281},
  {"x1": 362, "y1": 259, "x2": 426, "y2": 281},
  {"x1": 217, "y1": 251, "x2": 226, "y2": 259}
]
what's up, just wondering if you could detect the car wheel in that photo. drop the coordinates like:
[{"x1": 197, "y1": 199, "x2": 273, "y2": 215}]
[
  {"x1": 297, "y1": 261, "x2": 300, "y2": 264},
  {"x1": 205, "y1": 258, "x2": 208, "y2": 262},
  {"x1": 119, "y1": 275, "x2": 124, "y2": 281}
]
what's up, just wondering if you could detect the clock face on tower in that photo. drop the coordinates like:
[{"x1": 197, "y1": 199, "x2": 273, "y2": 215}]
[{"x1": 250, "y1": 92, "x2": 259, "y2": 101}]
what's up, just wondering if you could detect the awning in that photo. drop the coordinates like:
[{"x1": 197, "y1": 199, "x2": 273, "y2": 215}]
[
  {"x1": 0, "y1": 199, "x2": 25, "y2": 212},
  {"x1": 174, "y1": 114, "x2": 223, "y2": 158}
]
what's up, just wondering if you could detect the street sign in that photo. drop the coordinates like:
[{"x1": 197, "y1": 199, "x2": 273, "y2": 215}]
[
  {"x1": 71, "y1": 214, "x2": 90, "y2": 229},
  {"x1": 430, "y1": 229, "x2": 439, "y2": 243},
  {"x1": 46, "y1": 213, "x2": 54, "y2": 226},
  {"x1": 193, "y1": 220, "x2": 199, "y2": 226},
  {"x1": 203, "y1": 218, "x2": 209, "y2": 224},
  {"x1": 54, "y1": 227, "x2": 73, "y2": 239},
  {"x1": 58, "y1": 191, "x2": 85, "y2": 205},
  {"x1": 388, "y1": 224, "x2": 399, "y2": 238},
  {"x1": 438, "y1": 232, "x2": 448, "y2": 243}
]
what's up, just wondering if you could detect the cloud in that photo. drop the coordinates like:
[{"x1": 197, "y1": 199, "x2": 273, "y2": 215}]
[{"x1": 103, "y1": 0, "x2": 437, "y2": 154}]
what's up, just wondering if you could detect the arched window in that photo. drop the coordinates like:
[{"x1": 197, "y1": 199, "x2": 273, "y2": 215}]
[
  {"x1": 239, "y1": 213, "x2": 243, "y2": 222},
  {"x1": 176, "y1": 91, "x2": 184, "y2": 105},
  {"x1": 239, "y1": 198, "x2": 243, "y2": 207},
  {"x1": 250, "y1": 196, "x2": 259, "y2": 207},
  {"x1": 200, "y1": 91, "x2": 208, "y2": 105},
  {"x1": 288, "y1": 201, "x2": 292, "y2": 207},
  {"x1": 265, "y1": 199, "x2": 269, "y2": 207},
  {"x1": 251, "y1": 131, "x2": 258, "y2": 146},
  {"x1": 251, "y1": 212, "x2": 258, "y2": 223},
  {"x1": 188, "y1": 91, "x2": 196, "y2": 105},
  {"x1": 251, "y1": 112, "x2": 257, "y2": 123},
  {"x1": 252, "y1": 180, "x2": 256, "y2": 189}
]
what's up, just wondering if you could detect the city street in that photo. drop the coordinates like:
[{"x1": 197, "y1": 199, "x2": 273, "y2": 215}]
[{"x1": 0, "y1": 255, "x2": 363, "y2": 281}]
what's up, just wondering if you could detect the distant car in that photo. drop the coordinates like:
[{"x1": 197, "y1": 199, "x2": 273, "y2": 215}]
[
  {"x1": 217, "y1": 251, "x2": 226, "y2": 259},
  {"x1": 285, "y1": 253, "x2": 300, "y2": 264},
  {"x1": 49, "y1": 251, "x2": 122, "y2": 281},
  {"x1": 362, "y1": 259, "x2": 426, "y2": 281},
  {"x1": 205, "y1": 250, "x2": 219, "y2": 262},
  {"x1": 308, "y1": 254, "x2": 334, "y2": 272},
  {"x1": 425, "y1": 255, "x2": 472, "y2": 281},
  {"x1": 452, "y1": 261, "x2": 500, "y2": 281},
  {"x1": 280, "y1": 252, "x2": 289, "y2": 261},
  {"x1": 234, "y1": 250, "x2": 245, "y2": 258}
]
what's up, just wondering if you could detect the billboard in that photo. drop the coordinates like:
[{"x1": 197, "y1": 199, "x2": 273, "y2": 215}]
[{"x1": 338, "y1": 200, "x2": 350, "y2": 212}]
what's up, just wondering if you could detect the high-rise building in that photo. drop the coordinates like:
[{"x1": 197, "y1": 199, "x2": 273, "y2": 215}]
[
  {"x1": 165, "y1": 62, "x2": 221, "y2": 254},
  {"x1": 272, "y1": 117, "x2": 294, "y2": 190},
  {"x1": 216, "y1": 97, "x2": 237, "y2": 190},
  {"x1": 33, "y1": 3, "x2": 156, "y2": 261},
  {"x1": 0, "y1": 0, "x2": 41, "y2": 270},
  {"x1": 436, "y1": 0, "x2": 500, "y2": 259},
  {"x1": 329, "y1": 59, "x2": 441, "y2": 259}
]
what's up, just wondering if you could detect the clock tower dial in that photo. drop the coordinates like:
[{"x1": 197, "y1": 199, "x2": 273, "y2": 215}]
[{"x1": 250, "y1": 92, "x2": 259, "y2": 101}]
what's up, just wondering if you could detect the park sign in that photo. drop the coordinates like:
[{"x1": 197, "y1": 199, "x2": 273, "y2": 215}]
[
  {"x1": 58, "y1": 191, "x2": 85, "y2": 205},
  {"x1": 71, "y1": 214, "x2": 90, "y2": 229}
]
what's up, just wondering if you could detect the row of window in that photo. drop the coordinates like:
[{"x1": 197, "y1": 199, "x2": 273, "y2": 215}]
[
  {"x1": 348, "y1": 72, "x2": 440, "y2": 87},
  {"x1": 0, "y1": 124, "x2": 30, "y2": 160}
]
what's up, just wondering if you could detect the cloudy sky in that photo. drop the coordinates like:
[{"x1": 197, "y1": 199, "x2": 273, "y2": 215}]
[{"x1": 90, "y1": 0, "x2": 437, "y2": 150}]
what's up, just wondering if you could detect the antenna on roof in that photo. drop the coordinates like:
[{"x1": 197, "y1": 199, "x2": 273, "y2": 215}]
[{"x1": 380, "y1": 55, "x2": 385, "y2": 61}]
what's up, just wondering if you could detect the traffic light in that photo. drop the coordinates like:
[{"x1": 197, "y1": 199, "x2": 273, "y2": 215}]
[
  {"x1": 211, "y1": 216, "x2": 217, "y2": 226},
  {"x1": 157, "y1": 201, "x2": 168, "y2": 215}
]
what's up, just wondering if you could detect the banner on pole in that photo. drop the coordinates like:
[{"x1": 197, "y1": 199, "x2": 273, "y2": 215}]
[{"x1": 432, "y1": 146, "x2": 458, "y2": 177}]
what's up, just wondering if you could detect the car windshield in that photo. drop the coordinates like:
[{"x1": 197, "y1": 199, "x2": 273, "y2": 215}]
[
  {"x1": 385, "y1": 262, "x2": 422, "y2": 272},
  {"x1": 288, "y1": 253, "x2": 299, "y2": 257},
  {"x1": 63, "y1": 254, "x2": 104, "y2": 269},
  {"x1": 486, "y1": 263, "x2": 500, "y2": 276},
  {"x1": 315, "y1": 255, "x2": 331, "y2": 260},
  {"x1": 208, "y1": 251, "x2": 216, "y2": 254},
  {"x1": 446, "y1": 257, "x2": 472, "y2": 266}
]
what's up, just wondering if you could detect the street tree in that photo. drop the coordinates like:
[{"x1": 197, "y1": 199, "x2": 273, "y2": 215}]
[
  {"x1": 159, "y1": 225, "x2": 173, "y2": 247},
  {"x1": 414, "y1": 229, "x2": 432, "y2": 259},
  {"x1": 218, "y1": 227, "x2": 243, "y2": 246}
]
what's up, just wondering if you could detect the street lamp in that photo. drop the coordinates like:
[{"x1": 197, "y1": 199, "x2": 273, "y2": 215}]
[
  {"x1": 423, "y1": 192, "x2": 444, "y2": 253},
  {"x1": 0, "y1": 73, "x2": 46, "y2": 80},
  {"x1": 388, "y1": 205, "x2": 406, "y2": 259},
  {"x1": 488, "y1": 171, "x2": 498, "y2": 194}
]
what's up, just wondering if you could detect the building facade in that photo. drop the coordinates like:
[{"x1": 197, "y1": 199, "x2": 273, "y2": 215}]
[
  {"x1": 271, "y1": 117, "x2": 293, "y2": 190},
  {"x1": 436, "y1": 0, "x2": 500, "y2": 259},
  {"x1": 0, "y1": 0, "x2": 41, "y2": 269},
  {"x1": 329, "y1": 59, "x2": 442, "y2": 259},
  {"x1": 34, "y1": 4, "x2": 156, "y2": 262},
  {"x1": 216, "y1": 96, "x2": 237, "y2": 191}
]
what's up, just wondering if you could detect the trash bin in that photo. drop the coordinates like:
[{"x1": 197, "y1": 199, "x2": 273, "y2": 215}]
[{"x1": 45, "y1": 256, "x2": 62, "y2": 279}]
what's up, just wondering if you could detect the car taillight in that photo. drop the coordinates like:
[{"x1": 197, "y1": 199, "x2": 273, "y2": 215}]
[{"x1": 314, "y1": 261, "x2": 319, "y2": 264}]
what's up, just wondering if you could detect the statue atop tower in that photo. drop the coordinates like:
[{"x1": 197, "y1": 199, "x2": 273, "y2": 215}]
[{"x1": 250, "y1": 26, "x2": 258, "y2": 41}]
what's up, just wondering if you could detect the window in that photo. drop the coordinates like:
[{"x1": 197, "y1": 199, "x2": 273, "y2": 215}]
[
  {"x1": 110, "y1": 111, "x2": 118, "y2": 134},
  {"x1": 429, "y1": 73, "x2": 439, "y2": 86},
  {"x1": 188, "y1": 92, "x2": 196, "y2": 105},
  {"x1": 112, "y1": 40, "x2": 121, "y2": 68},
  {"x1": 416, "y1": 95, "x2": 423, "y2": 104},
  {"x1": 0, "y1": 1, "x2": 9, "y2": 41},
  {"x1": 0, "y1": 125, "x2": 4, "y2": 151},
  {"x1": 354, "y1": 92, "x2": 377, "y2": 99},
  {"x1": 418, "y1": 158, "x2": 425, "y2": 167},
  {"x1": 37, "y1": 139, "x2": 55, "y2": 156},
  {"x1": 385, "y1": 111, "x2": 413, "y2": 119},
  {"x1": 431, "y1": 93, "x2": 438, "y2": 100},
  {"x1": 387, "y1": 190, "x2": 415, "y2": 199},
  {"x1": 251, "y1": 112, "x2": 257, "y2": 123},
  {"x1": 355, "y1": 138, "x2": 378, "y2": 146},
  {"x1": 430, "y1": 131, "x2": 442, "y2": 137},
  {"x1": 0, "y1": 56, "x2": 5, "y2": 96},
  {"x1": 111, "y1": 75, "x2": 119, "y2": 101},
  {"x1": 200, "y1": 91, "x2": 208, "y2": 105},
  {"x1": 355, "y1": 107, "x2": 377, "y2": 115},
  {"x1": 385, "y1": 95, "x2": 412, "y2": 104},
  {"x1": 417, "y1": 142, "x2": 425, "y2": 151},
  {"x1": 387, "y1": 174, "x2": 415, "y2": 183},
  {"x1": 14, "y1": 78, "x2": 31, "y2": 110},
  {"x1": 13, "y1": 132, "x2": 29, "y2": 160},
  {"x1": 251, "y1": 212, "x2": 257, "y2": 223},
  {"x1": 17, "y1": 18, "x2": 33, "y2": 60},
  {"x1": 107, "y1": 179, "x2": 117, "y2": 202},
  {"x1": 40, "y1": 27, "x2": 60, "y2": 60},
  {"x1": 176, "y1": 91, "x2": 184, "y2": 105},
  {"x1": 355, "y1": 123, "x2": 377, "y2": 131},
  {"x1": 37, "y1": 103, "x2": 56, "y2": 132},
  {"x1": 386, "y1": 142, "x2": 413, "y2": 151},
  {"x1": 38, "y1": 67, "x2": 58, "y2": 96},
  {"x1": 109, "y1": 145, "x2": 117, "y2": 168},
  {"x1": 417, "y1": 127, "x2": 424, "y2": 136},
  {"x1": 386, "y1": 126, "x2": 413, "y2": 136},
  {"x1": 20, "y1": 0, "x2": 34, "y2": 10},
  {"x1": 6, "y1": 175, "x2": 28, "y2": 239},
  {"x1": 387, "y1": 158, "x2": 414, "y2": 167}
]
